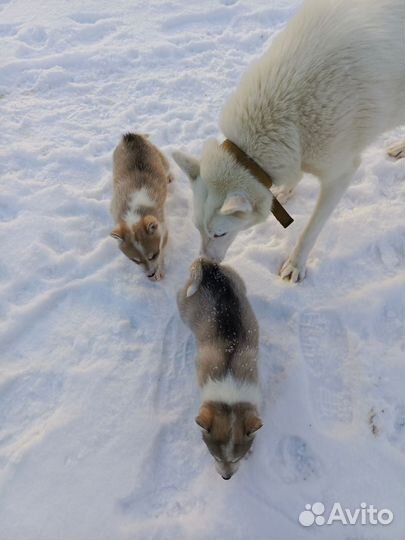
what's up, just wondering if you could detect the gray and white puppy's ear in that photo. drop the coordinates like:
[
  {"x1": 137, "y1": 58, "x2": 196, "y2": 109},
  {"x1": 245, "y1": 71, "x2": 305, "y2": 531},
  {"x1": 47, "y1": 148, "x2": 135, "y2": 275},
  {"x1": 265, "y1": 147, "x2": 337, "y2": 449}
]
[
  {"x1": 172, "y1": 150, "x2": 200, "y2": 181},
  {"x1": 220, "y1": 192, "x2": 253, "y2": 216},
  {"x1": 195, "y1": 404, "x2": 213, "y2": 432},
  {"x1": 111, "y1": 223, "x2": 125, "y2": 240},
  {"x1": 186, "y1": 258, "x2": 204, "y2": 297},
  {"x1": 245, "y1": 412, "x2": 263, "y2": 437}
]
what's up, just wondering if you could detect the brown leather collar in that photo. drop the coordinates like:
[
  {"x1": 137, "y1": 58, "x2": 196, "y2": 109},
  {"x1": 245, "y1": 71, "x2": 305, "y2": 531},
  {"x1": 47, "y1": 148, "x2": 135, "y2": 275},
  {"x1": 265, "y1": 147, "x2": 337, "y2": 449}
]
[{"x1": 221, "y1": 139, "x2": 294, "y2": 228}]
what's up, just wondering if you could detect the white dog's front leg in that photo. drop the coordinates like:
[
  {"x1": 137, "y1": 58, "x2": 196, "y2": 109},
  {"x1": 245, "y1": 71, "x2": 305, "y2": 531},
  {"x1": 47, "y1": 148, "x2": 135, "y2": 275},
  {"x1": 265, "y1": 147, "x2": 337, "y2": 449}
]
[{"x1": 280, "y1": 172, "x2": 353, "y2": 282}]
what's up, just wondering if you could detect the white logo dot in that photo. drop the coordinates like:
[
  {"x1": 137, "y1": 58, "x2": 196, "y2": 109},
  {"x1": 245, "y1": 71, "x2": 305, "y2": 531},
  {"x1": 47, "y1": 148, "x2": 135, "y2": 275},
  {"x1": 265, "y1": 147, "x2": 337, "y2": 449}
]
[
  {"x1": 312, "y1": 502, "x2": 325, "y2": 515},
  {"x1": 378, "y1": 509, "x2": 394, "y2": 525},
  {"x1": 315, "y1": 516, "x2": 325, "y2": 526},
  {"x1": 299, "y1": 510, "x2": 315, "y2": 527}
]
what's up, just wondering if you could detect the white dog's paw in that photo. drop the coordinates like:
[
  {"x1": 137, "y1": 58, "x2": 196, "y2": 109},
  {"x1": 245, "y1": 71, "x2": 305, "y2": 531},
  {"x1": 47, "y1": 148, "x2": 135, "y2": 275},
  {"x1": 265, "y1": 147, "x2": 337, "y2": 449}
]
[
  {"x1": 387, "y1": 140, "x2": 405, "y2": 160},
  {"x1": 272, "y1": 186, "x2": 294, "y2": 205},
  {"x1": 279, "y1": 258, "x2": 306, "y2": 283}
]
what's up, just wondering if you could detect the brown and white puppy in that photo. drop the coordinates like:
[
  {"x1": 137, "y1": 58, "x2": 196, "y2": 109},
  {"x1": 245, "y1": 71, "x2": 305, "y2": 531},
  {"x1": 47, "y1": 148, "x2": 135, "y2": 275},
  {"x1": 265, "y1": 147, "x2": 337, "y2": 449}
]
[
  {"x1": 177, "y1": 258, "x2": 262, "y2": 480},
  {"x1": 110, "y1": 133, "x2": 171, "y2": 281}
]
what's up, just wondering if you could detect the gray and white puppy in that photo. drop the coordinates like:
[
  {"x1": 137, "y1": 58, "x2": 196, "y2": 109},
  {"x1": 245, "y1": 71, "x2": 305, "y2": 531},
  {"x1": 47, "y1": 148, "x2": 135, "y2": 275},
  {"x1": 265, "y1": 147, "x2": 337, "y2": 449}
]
[{"x1": 177, "y1": 257, "x2": 262, "y2": 480}]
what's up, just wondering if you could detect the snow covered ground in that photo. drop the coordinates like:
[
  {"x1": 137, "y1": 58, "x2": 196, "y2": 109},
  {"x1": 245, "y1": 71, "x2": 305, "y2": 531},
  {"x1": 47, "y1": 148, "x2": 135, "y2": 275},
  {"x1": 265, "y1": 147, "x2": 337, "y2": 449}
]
[{"x1": 0, "y1": 0, "x2": 404, "y2": 539}]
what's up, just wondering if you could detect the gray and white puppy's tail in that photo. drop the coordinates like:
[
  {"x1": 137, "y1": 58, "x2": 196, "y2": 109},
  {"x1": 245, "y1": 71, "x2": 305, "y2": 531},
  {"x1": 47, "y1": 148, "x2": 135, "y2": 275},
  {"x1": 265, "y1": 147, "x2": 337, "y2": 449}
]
[{"x1": 185, "y1": 257, "x2": 205, "y2": 297}]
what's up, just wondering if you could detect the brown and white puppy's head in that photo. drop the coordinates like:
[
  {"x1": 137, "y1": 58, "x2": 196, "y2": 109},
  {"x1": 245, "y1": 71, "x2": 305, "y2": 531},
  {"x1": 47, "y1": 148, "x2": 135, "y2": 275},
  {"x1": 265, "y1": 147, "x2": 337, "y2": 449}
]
[
  {"x1": 172, "y1": 140, "x2": 271, "y2": 262},
  {"x1": 196, "y1": 382, "x2": 262, "y2": 480},
  {"x1": 111, "y1": 216, "x2": 166, "y2": 281}
]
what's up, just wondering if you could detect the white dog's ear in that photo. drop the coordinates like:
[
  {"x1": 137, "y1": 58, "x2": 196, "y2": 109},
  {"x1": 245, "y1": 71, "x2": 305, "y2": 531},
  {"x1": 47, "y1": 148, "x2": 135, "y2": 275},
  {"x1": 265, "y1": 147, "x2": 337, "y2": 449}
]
[
  {"x1": 186, "y1": 258, "x2": 204, "y2": 297},
  {"x1": 172, "y1": 150, "x2": 200, "y2": 181},
  {"x1": 220, "y1": 192, "x2": 252, "y2": 216}
]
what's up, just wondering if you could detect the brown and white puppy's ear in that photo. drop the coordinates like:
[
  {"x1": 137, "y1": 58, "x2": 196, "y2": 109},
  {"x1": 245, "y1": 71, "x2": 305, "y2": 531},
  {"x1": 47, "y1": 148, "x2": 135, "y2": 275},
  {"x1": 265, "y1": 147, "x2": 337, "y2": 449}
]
[
  {"x1": 111, "y1": 223, "x2": 126, "y2": 240},
  {"x1": 143, "y1": 215, "x2": 159, "y2": 235},
  {"x1": 172, "y1": 150, "x2": 200, "y2": 181},
  {"x1": 195, "y1": 404, "x2": 214, "y2": 433},
  {"x1": 186, "y1": 258, "x2": 204, "y2": 297},
  {"x1": 220, "y1": 192, "x2": 252, "y2": 216},
  {"x1": 244, "y1": 410, "x2": 263, "y2": 437}
]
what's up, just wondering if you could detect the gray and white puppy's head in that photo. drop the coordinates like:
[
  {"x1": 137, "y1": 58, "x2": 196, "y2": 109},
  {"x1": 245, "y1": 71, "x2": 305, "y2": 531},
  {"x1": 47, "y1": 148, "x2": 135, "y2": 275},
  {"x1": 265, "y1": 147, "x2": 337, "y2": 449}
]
[
  {"x1": 172, "y1": 140, "x2": 270, "y2": 262},
  {"x1": 196, "y1": 400, "x2": 262, "y2": 480}
]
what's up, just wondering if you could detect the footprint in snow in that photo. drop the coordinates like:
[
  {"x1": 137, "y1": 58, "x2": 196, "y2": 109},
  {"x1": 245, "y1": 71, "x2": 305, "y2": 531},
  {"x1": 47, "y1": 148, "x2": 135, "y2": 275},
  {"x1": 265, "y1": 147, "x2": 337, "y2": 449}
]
[
  {"x1": 299, "y1": 309, "x2": 353, "y2": 432},
  {"x1": 259, "y1": 340, "x2": 288, "y2": 407},
  {"x1": 275, "y1": 435, "x2": 322, "y2": 483},
  {"x1": 16, "y1": 26, "x2": 48, "y2": 47},
  {"x1": 0, "y1": 199, "x2": 19, "y2": 223},
  {"x1": 69, "y1": 12, "x2": 114, "y2": 24},
  {"x1": 373, "y1": 236, "x2": 405, "y2": 275},
  {"x1": 0, "y1": 23, "x2": 19, "y2": 37},
  {"x1": 118, "y1": 421, "x2": 200, "y2": 519},
  {"x1": 153, "y1": 314, "x2": 195, "y2": 412},
  {"x1": 369, "y1": 404, "x2": 405, "y2": 453},
  {"x1": 389, "y1": 404, "x2": 405, "y2": 452},
  {"x1": 0, "y1": 372, "x2": 63, "y2": 449}
]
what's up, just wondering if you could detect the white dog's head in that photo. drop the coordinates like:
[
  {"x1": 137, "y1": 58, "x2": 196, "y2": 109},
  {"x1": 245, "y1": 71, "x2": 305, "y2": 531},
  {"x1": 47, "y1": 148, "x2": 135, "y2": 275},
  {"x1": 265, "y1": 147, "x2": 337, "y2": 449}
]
[{"x1": 173, "y1": 140, "x2": 271, "y2": 262}]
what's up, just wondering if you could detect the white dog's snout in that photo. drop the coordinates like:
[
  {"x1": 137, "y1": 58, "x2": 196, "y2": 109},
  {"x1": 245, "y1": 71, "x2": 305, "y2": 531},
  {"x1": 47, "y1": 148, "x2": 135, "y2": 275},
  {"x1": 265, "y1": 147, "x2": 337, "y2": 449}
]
[
  {"x1": 200, "y1": 248, "x2": 223, "y2": 263},
  {"x1": 199, "y1": 240, "x2": 226, "y2": 263}
]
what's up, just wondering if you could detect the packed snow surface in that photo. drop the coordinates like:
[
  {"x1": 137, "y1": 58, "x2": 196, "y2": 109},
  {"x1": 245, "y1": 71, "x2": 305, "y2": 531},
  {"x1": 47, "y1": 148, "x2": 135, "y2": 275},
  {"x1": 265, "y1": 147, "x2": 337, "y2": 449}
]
[{"x1": 0, "y1": 0, "x2": 404, "y2": 539}]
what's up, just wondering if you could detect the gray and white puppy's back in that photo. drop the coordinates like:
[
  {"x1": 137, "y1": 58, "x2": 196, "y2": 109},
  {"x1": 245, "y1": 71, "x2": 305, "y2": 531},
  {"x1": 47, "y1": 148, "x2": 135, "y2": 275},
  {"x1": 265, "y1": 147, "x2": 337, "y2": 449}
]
[{"x1": 177, "y1": 257, "x2": 259, "y2": 387}]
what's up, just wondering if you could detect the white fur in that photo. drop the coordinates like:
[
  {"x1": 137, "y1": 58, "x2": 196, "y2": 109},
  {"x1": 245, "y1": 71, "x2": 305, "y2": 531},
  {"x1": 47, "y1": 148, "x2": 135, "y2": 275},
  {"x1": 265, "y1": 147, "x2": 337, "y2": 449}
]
[
  {"x1": 174, "y1": 0, "x2": 405, "y2": 280},
  {"x1": 201, "y1": 374, "x2": 261, "y2": 408},
  {"x1": 224, "y1": 412, "x2": 236, "y2": 461},
  {"x1": 124, "y1": 187, "x2": 156, "y2": 228}
]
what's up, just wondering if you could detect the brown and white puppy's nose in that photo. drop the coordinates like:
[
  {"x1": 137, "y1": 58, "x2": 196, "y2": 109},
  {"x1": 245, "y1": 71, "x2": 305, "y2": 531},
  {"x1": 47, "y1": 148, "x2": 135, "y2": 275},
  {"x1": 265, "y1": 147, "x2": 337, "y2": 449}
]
[
  {"x1": 221, "y1": 473, "x2": 232, "y2": 480},
  {"x1": 147, "y1": 267, "x2": 164, "y2": 281}
]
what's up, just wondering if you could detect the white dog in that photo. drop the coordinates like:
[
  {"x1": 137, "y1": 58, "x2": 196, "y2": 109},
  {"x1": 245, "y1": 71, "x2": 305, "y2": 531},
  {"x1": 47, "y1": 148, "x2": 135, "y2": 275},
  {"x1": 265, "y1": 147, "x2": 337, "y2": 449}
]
[{"x1": 173, "y1": 0, "x2": 405, "y2": 282}]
